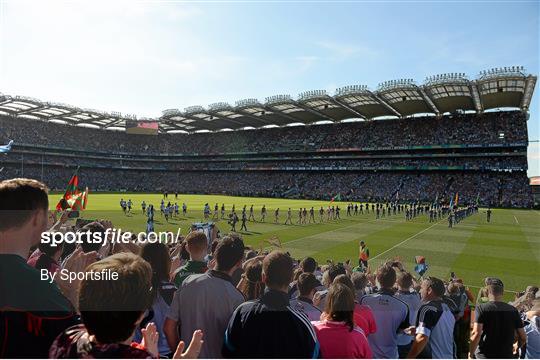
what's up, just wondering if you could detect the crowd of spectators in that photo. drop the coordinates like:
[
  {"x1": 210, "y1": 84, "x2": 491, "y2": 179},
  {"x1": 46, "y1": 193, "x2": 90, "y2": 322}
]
[
  {"x1": 0, "y1": 110, "x2": 532, "y2": 207},
  {"x1": 3, "y1": 152, "x2": 528, "y2": 172},
  {"x1": 0, "y1": 110, "x2": 528, "y2": 155},
  {"x1": 0, "y1": 165, "x2": 533, "y2": 207},
  {"x1": 1, "y1": 178, "x2": 538, "y2": 359}
]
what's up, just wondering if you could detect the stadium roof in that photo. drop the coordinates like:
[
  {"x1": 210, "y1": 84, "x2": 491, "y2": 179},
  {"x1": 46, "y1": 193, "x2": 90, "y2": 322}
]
[{"x1": 0, "y1": 66, "x2": 536, "y2": 133}]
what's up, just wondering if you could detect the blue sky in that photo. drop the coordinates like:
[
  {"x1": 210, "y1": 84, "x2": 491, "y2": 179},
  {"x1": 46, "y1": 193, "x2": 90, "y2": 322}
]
[{"x1": 0, "y1": 0, "x2": 538, "y2": 175}]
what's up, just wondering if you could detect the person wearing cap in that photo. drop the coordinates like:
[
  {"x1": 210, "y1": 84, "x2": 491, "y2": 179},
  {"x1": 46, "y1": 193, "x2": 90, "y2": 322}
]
[
  {"x1": 290, "y1": 273, "x2": 323, "y2": 321},
  {"x1": 524, "y1": 300, "x2": 540, "y2": 359},
  {"x1": 469, "y1": 277, "x2": 527, "y2": 359}
]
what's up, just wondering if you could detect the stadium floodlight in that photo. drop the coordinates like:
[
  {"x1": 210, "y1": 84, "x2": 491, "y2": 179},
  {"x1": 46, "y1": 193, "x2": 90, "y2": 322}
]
[
  {"x1": 15, "y1": 95, "x2": 42, "y2": 103},
  {"x1": 162, "y1": 109, "x2": 182, "y2": 117},
  {"x1": 235, "y1": 98, "x2": 260, "y2": 108},
  {"x1": 335, "y1": 85, "x2": 368, "y2": 96},
  {"x1": 299, "y1": 89, "x2": 327, "y2": 101},
  {"x1": 209, "y1": 102, "x2": 232, "y2": 112},
  {"x1": 265, "y1": 94, "x2": 292, "y2": 104},
  {"x1": 184, "y1": 105, "x2": 206, "y2": 114}
]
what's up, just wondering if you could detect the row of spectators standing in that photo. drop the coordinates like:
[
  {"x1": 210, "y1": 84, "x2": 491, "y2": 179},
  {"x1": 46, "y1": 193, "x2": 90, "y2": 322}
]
[{"x1": 1, "y1": 178, "x2": 539, "y2": 359}]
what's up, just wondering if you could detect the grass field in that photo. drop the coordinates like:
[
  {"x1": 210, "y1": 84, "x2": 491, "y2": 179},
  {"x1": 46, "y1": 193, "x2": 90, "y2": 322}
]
[{"x1": 49, "y1": 193, "x2": 540, "y2": 297}]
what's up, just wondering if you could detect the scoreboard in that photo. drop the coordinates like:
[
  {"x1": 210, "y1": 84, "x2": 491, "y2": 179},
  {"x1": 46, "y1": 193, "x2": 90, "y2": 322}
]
[{"x1": 125, "y1": 120, "x2": 159, "y2": 135}]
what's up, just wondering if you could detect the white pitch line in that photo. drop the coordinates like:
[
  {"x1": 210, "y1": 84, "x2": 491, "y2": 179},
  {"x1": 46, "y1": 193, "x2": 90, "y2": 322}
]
[
  {"x1": 268, "y1": 217, "x2": 404, "y2": 250},
  {"x1": 514, "y1": 215, "x2": 519, "y2": 225},
  {"x1": 371, "y1": 220, "x2": 443, "y2": 261}
]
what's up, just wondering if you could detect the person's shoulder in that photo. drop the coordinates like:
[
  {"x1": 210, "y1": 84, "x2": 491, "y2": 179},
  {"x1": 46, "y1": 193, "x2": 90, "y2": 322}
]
[{"x1": 352, "y1": 325, "x2": 368, "y2": 339}]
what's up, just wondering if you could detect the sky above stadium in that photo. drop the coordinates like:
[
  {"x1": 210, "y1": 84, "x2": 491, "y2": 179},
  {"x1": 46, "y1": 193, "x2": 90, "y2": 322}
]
[{"x1": 0, "y1": 0, "x2": 538, "y2": 175}]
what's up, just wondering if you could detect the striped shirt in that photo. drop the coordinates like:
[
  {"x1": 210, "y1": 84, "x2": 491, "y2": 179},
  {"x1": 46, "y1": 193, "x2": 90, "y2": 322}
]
[
  {"x1": 360, "y1": 289, "x2": 410, "y2": 358},
  {"x1": 415, "y1": 299, "x2": 456, "y2": 359},
  {"x1": 223, "y1": 289, "x2": 320, "y2": 358}
]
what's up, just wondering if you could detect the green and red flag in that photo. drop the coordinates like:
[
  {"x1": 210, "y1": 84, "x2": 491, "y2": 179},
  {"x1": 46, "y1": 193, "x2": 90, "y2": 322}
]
[
  {"x1": 56, "y1": 169, "x2": 88, "y2": 211},
  {"x1": 330, "y1": 193, "x2": 341, "y2": 203}
]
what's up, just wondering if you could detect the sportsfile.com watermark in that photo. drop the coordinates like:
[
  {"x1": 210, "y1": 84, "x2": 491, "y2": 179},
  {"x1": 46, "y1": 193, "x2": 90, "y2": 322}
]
[{"x1": 40, "y1": 227, "x2": 182, "y2": 247}]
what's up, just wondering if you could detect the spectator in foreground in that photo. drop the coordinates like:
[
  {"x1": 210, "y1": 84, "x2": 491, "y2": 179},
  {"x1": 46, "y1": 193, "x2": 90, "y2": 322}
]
[
  {"x1": 359, "y1": 263, "x2": 410, "y2": 358},
  {"x1": 290, "y1": 272, "x2": 323, "y2": 321},
  {"x1": 50, "y1": 252, "x2": 203, "y2": 358},
  {"x1": 165, "y1": 236, "x2": 245, "y2": 358},
  {"x1": 332, "y1": 274, "x2": 377, "y2": 337},
  {"x1": 27, "y1": 238, "x2": 64, "y2": 276},
  {"x1": 0, "y1": 178, "x2": 81, "y2": 358},
  {"x1": 315, "y1": 263, "x2": 347, "y2": 311},
  {"x1": 236, "y1": 258, "x2": 264, "y2": 300},
  {"x1": 313, "y1": 283, "x2": 372, "y2": 359},
  {"x1": 524, "y1": 300, "x2": 540, "y2": 359},
  {"x1": 222, "y1": 251, "x2": 319, "y2": 358},
  {"x1": 134, "y1": 242, "x2": 178, "y2": 357},
  {"x1": 407, "y1": 277, "x2": 456, "y2": 359},
  {"x1": 173, "y1": 231, "x2": 208, "y2": 287},
  {"x1": 469, "y1": 278, "x2": 526, "y2": 358},
  {"x1": 394, "y1": 271, "x2": 422, "y2": 358}
]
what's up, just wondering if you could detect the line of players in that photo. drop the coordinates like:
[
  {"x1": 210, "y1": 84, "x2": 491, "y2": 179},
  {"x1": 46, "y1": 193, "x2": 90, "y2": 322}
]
[{"x1": 120, "y1": 198, "x2": 187, "y2": 222}]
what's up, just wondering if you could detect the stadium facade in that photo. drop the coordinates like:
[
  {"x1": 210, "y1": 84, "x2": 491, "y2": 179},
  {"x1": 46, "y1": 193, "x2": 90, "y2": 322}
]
[{"x1": 0, "y1": 67, "x2": 537, "y2": 207}]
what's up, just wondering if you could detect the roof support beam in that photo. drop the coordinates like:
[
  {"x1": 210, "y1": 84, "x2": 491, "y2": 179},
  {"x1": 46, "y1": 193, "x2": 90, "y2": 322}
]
[
  {"x1": 13, "y1": 105, "x2": 49, "y2": 116},
  {"x1": 329, "y1": 97, "x2": 366, "y2": 119},
  {"x1": 469, "y1": 82, "x2": 483, "y2": 113},
  {"x1": 294, "y1": 100, "x2": 338, "y2": 122},
  {"x1": 371, "y1": 93, "x2": 402, "y2": 117},
  {"x1": 259, "y1": 104, "x2": 307, "y2": 125},
  {"x1": 418, "y1": 87, "x2": 440, "y2": 114}
]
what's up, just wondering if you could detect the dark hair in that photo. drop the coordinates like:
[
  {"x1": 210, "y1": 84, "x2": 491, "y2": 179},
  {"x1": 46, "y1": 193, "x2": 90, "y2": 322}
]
[
  {"x1": 140, "y1": 242, "x2": 171, "y2": 293},
  {"x1": 210, "y1": 239, "x2": 220, "y2": 255},
  {"x1": 377, "y1": 264, "x2": 397, "y2": 289},
  {"x1": 0, "y1": 178, "x2": 49, "y2": 231},
  {"x1": 397, "y1": 271, "x2": 413, "y2": 289},
  {"x1": 351, "y1": 272, "x2": 368, "y2": 291},
  {"x1": 215, "y1": 235, "x2": 245, "y2": 272},
  {"x1": 300, "y1": 257, "x2": 317, "y2": 273},
  {"x1": 328, "y1": 263, "x2": 346, "y2": 283},
  {"x1": 79, "y1": 253, "x2": 154, "y2": 343},
  {"x1": 424, "y1": 277, "x2": 446, "y2": 297},
  {"x1": 325, "y1": 283, "x2": 355, "y2": 331},
  {"x1": 262, "y1": 251, "x2": 293, "y2": 289},
  {"x1": 38, "y1": 237, "x2": 64, "y2": 258},
  {"x1": 77, "y1": 221, "x2": 106, "y2": 253},
  {"x1": 298, "y1": 273, "x2": 320, "y2": 296},
  {"x1": 237, "y1": 259, "x2": 264, "y2": 300}
]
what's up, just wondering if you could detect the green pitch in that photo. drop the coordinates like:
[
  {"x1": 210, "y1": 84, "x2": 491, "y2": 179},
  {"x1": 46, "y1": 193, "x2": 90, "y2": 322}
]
[{"x1": 49, "y1": 193, "x2": 540, "y2": 295}]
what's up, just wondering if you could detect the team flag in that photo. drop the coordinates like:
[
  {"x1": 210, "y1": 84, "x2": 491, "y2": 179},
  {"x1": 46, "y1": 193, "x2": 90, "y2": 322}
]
[
  {"x1": 449, "y1": 195, "x2": 454, "y2": 209},
  {"x1": 330, "y1": 193, "x2": 341, "y2": 203},
  {"x1": 475, "y1": 193, "x2": 480, "y2": 206},
  {"x1": 414, "y1": 256, "x2": 428, "y2": 276},
  {"x1": 56, "y1": 169, "x2": 89, "y2": 211},
  {"x1": 454, "y1": 193, "x2": 459, "y2": 207}
]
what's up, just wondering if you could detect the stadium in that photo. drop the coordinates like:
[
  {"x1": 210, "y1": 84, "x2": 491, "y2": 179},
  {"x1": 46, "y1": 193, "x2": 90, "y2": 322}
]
[{"x1": 1, "y1": 1, "x2": 539, "y2": 359}]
